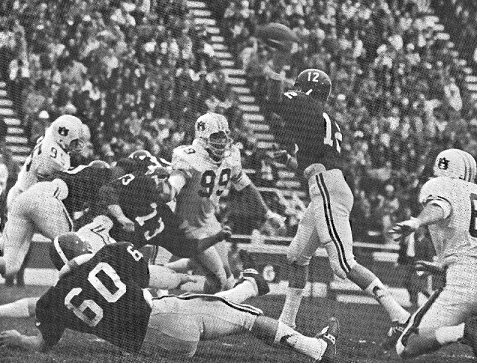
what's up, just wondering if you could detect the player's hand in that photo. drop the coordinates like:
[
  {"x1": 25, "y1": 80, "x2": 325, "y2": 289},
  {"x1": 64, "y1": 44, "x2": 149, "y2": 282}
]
[
  {"x1": 388, "y1": 218, "x2": 420, "y2": 242},
  {"x1": 218, "y1": 225, "x2": 233, "y2": 241},
  {"x1": 272, "y1": 149, "x2": 291, "y2": 165},
  {"x1": 118, "y1": 216, "x2": 135, "y2": 233},
  {"x1": 178, "y1": 273, "x2": 198, "y2": 286},
  {"x1": 266, "y1": 210, "x2": 286, "y2": 231},
  {"x1": 0, "y1": 330, "x2": 22, "y2": 347},
  {"x1": 414, "y1": 260, "x2": 445, "y2": 276}
]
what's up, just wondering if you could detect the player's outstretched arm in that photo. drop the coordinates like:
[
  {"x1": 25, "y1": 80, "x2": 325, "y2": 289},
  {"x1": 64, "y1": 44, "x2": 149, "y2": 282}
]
[
  {"x1": 196, "y1": 225, "x2": 232, "y2": 253},
  {"x1": 237, "y1": 183, "x2": 286, "y2": 230},
  {"x1": 389, "y1": 202, "x2": 449, "y2": 242},
  {"x1": 0, "y1": 329, "x2": 46, "y2": 351},
  {"x1": 0, "y1": 297, "x2": 39, "y2": 318},
  {"x1": 271, "y1": 149, "x2": 298, "y2": 171}
]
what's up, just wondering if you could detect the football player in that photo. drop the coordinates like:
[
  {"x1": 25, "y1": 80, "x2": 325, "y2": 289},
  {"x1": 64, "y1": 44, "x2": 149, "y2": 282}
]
[
  {"x1": 162, "y1": 112, "x2": 285, "y2": 292},
  {"x1": 0, "y1": 232, "x2": 339, "y2": 362},
  {"x1": 95, "y1": 165, "x2": 233, "y2": 261},
  {"x1": 0, "y1": 160, "x2": 120, "y2": 277},
  {"x1": 7, "y1": 115, "x2": 85, "y2": 209},
  {"x1": 271, "y1": 69, "x2": 410, "y2": 347},
  {"x1": 389, "y1": 149, "x2": 477, "y2": 358}
]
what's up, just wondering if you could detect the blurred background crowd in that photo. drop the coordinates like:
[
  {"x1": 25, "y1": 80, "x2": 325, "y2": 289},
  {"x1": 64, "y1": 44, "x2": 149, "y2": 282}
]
[{"x1": 0, "y1": 0, "x2": 476, "y2": 249}]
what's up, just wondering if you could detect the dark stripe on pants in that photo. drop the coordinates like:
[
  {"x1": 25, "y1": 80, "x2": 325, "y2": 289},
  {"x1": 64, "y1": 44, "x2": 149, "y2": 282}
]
[{"x1": 316, "y1": 174, "x2": 351, "y2": 273}]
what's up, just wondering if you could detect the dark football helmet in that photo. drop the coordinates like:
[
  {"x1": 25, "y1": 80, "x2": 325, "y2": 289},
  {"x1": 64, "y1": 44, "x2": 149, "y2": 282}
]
[
  {"x1": 88, "y1": 160, "x2": 111, "y2": 169},
  {"x1": 294, "y1": 69, "x2": 331, "y2": 102},
  {"x1": 50, "y1": 232, "x2": 93, "y2": 270},
  {"x1": 129, "y1": 149, "x2": 161, "y2": 174}
]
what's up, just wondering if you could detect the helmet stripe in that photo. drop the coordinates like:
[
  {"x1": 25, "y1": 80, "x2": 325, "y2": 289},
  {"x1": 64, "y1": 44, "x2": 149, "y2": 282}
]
[{"x1": 53, "y1": 236, "x2": 69, "y2": 266}]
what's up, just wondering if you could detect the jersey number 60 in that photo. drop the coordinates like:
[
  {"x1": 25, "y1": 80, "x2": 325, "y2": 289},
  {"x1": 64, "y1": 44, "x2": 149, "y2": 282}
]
[{"x1": 63, "y1": 247, "x2": 142, "y2": 327}]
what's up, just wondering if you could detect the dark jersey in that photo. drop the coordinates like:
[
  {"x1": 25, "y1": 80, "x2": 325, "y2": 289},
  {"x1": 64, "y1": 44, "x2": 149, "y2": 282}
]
[
  {"x1": 35, "y1": 243, "x2": 151, "y2": 352},
  {"x1": 275, "y1": 91, "x2": 343, "y2": 174},
  {"x1": 56, "y1": 165, "x2": 113, "y2": 214},
  {"x1": 99, "y1": 173, "x2": 186, "y2": 251}
]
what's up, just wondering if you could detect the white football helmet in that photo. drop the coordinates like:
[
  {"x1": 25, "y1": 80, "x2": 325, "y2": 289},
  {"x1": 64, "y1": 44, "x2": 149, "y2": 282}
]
[
  {"x1": 45, "y1": 115, "x2": 85, "y2": 152},
  {"x1": 195, "y1": 112, "x2": 231, "y2": 161},
  {"x1": 433, "y1": 148, "x2": 477, "y2": 182}
]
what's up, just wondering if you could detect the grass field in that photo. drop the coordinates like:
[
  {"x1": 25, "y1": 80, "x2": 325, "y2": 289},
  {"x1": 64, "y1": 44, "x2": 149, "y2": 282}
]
[{"x1": 0, "y1": 285, "x2": 474, "y2": 363}]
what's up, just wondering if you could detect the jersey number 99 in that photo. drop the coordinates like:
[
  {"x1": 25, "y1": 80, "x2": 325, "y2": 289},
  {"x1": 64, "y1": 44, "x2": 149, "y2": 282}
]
[{"x1": 199, "y1": 169, "x2": 231, "y2": 197}]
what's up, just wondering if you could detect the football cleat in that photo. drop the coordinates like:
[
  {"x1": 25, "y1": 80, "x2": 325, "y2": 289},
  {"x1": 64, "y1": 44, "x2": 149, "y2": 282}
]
[
  {"x1": 463, "y1": 316, "x2": 477, "y2": 357},
  {"x1": 382, "y1": 320, "x2": 408, "y2": 351},
  {"x1": 237, "y1": 268, "x2": 270, "y2": 296},
  {"x1": 316, "y1": 317, "x2": 340, "y2": 363}
]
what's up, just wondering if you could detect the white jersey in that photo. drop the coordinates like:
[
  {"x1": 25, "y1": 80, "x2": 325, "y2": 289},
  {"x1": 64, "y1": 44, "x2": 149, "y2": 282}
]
[
  {"x1": 171, "y1": 140, "x2": 251, "y2": 237},
  {"x1": 16, "y1": 136, "x2": 70, "y2": 192},
  {"x1": 419, "y1": 176, "x2": 477, "y2": 265}
]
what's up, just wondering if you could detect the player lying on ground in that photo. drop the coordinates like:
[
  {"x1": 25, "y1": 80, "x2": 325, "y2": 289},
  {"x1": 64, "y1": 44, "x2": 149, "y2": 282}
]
[
  {"x1": 0, "y1": 232, "x2": 339, "y2": 362},
  {"x1": 389, "y1": 149, "x2": 477, "y2": 359},
  {"x1": 267, "y1": 67, "x2": 410, "y2": 349},
  {"x1": 161, "y1": 112, "x2": 286, "y2": 293}
]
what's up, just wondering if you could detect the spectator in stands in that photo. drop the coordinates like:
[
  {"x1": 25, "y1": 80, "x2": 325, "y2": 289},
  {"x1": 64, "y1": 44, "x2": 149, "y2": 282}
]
[
  {"x1": 377, "y1": 184, "x2": 400, "y2": 244},
  {"x1": 0, "y1": 162, "x2": 25, "y2": 287},
  {"x1": 28, "y1": 110, "x2": 50, "y2": 146}
]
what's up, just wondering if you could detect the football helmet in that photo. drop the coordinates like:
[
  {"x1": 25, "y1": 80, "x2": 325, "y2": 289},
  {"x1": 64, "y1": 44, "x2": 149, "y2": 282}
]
[
  {"x1": 433, "y1": 148, "x2": 477, "y2": 182},
  {"x1": 50, "y1": 232, "x2": 93, "y2": 270},
  {"x1": 129, "y1": 149, "x2": 161, "y2": 174},
  {"x1": 46, "y1": 115, "x2": 85, "y2": 152},
  {"x1": 88, "y1": 160, "x2": 110, "y2": 169},
  {"x1": 195, "y1": 112, "x2": 231, "y2": 161},
  {"x1": 294, "y1": 69, "x2": 331, "y2": 102}
]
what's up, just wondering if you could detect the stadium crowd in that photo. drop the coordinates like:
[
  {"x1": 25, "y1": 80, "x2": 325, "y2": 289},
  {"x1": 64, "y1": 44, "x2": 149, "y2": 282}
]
[{"x1": 1, "y1": 0, "x2": 477, "y2": 243}]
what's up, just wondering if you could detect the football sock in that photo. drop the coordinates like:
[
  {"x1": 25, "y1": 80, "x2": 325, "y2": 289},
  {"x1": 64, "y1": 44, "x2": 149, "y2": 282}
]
[
  {"x1": 435, "y1": 323, "x2": 465, "y2": 345},
  {"x1": 274, "y1": 321, "x2": 326, "y2": 360},
  {"x1": 0, "y1": 297, "x2": 31, "y2": 318},
  {"x1": 365, "y1": 279, "x2": 410, "y2": 323},
  {"x1": 279, "y1": 287, "x2": 304, "y2": 328},
  {"x1": 215, "y1": 279, "x2": 256, "y2": 304}
]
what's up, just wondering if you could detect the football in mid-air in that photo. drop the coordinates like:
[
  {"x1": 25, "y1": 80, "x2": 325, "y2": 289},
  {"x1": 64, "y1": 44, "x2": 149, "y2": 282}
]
[{"x1": 255, "y1": 23, "x2": 299, "y2": 51}]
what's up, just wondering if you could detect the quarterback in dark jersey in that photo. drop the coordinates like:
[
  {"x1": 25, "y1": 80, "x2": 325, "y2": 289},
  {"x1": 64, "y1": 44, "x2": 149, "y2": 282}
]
[
  {"x1": 274, "y1": 69, "x2": 410, "y2": 349},
  {"x1": 0, "y1": 232, "x2": 339, "y2": 361}
]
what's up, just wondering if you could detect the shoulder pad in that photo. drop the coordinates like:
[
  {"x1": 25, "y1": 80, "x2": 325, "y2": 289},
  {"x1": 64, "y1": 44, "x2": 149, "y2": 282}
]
[{"x1": 419, "y1": 177, "x2": 453, "y2": 205}]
